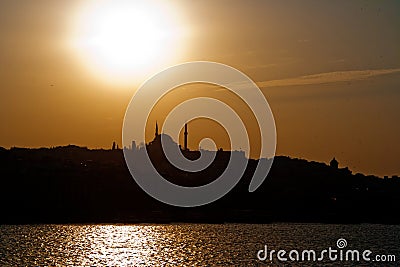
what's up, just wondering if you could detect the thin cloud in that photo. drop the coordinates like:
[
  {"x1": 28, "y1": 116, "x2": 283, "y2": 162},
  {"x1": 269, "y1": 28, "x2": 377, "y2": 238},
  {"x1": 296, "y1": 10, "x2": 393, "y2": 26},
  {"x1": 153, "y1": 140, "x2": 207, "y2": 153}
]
[{"x1": 258, "y1": 68, "x2": 400, "y2": 88}]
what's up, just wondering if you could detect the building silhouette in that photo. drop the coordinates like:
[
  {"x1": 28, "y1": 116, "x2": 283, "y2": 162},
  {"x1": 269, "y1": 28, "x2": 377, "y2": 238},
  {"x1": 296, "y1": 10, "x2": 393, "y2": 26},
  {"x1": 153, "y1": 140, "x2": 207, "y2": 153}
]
[{"x1": 330, "y1": 157, "x2": 339, "y2": 169}]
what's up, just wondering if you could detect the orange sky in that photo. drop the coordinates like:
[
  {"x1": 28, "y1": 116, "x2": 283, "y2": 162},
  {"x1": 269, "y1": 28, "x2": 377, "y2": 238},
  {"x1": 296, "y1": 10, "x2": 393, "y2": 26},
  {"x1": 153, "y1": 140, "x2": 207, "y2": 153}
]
[{"x1": 0, "y1": 0, "x2": 399, "y2": 176}]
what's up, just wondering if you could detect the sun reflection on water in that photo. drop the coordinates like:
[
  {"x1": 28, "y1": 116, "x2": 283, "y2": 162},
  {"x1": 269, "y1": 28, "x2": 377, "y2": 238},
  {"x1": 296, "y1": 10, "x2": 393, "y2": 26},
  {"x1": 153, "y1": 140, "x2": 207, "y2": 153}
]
[{"x1": 0, "y1": 224, "x2": 399, "y2": 266}]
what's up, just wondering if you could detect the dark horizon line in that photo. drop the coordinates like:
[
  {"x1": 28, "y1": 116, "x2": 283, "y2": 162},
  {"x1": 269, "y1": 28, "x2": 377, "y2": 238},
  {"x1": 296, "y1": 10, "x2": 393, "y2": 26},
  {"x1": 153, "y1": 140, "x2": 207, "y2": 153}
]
[{"x1": 2, "y1": 144, "x2": 399, "y2": 179}]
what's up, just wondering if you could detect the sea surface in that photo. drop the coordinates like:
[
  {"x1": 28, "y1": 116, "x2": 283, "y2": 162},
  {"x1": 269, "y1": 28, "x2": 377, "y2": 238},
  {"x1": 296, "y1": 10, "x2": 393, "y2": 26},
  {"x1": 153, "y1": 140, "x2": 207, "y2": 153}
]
[{"x1": 0, "y1": 223, "x2": 399, "y2": 266}]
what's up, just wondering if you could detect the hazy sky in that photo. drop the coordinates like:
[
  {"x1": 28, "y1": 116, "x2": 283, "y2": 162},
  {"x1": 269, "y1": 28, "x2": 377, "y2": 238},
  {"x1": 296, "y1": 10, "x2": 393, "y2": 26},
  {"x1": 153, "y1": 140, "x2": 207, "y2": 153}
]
[{"x1": 0, "y1": 0, "x2": 399, "y2": 176}]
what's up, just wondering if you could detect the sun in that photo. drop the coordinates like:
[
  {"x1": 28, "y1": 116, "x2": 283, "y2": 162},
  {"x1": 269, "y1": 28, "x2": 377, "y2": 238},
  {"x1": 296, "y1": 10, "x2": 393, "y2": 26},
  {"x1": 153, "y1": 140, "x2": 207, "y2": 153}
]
[{"x1": 71, "y1": 1, "x2": 182, "y2": 84}]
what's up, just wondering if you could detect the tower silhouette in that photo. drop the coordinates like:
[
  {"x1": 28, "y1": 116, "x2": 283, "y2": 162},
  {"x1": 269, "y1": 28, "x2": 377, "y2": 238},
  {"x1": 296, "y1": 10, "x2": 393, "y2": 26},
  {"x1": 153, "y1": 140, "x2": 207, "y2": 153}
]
[
  {"x1": 184, "y1": 123, "x2": 188, "y2": 151},
  {"x1": 155, "y1": 121, "x2": 159, "y2": 138}
]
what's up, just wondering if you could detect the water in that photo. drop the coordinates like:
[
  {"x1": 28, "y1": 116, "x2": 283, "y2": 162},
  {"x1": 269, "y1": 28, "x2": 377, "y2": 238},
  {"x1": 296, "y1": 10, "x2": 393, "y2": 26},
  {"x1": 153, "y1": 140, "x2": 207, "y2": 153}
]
[{"x1": 0, "y1": 224, "x2": 399, "y2": 266}]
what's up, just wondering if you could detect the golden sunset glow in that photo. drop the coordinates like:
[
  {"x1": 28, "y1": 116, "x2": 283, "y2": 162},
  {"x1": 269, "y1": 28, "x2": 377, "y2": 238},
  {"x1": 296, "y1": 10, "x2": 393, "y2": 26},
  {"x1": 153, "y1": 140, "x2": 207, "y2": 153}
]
[
  {"x1": 1, "y1": 2, "x2": 400, "y2": 263},
  {"x1": 0, "y1": 1, "x2": 399, "y2": 176},
  {"x1": 70, "y1": 1, "x2": 183, "y2": 83}
]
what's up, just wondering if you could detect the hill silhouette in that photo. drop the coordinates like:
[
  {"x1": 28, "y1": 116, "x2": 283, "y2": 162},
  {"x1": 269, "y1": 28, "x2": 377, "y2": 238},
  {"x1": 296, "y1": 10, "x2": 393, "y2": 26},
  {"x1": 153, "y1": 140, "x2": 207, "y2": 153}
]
[{"x1": 0, "y1": 145, "x2": 399, "y2": 224}]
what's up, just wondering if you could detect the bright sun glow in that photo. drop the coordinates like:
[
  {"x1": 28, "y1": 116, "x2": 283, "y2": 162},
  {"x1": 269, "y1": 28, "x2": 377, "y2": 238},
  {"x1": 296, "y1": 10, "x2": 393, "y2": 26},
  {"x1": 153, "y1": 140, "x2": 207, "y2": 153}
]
[{"x1": 71, "y1": 1, "x2": 182, "y2": 84}]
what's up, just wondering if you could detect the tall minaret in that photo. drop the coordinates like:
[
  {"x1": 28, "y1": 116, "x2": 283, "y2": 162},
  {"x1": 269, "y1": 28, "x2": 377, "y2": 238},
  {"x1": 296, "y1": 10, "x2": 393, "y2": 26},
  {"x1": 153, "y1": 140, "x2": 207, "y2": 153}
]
[
  {"x1": 184, "y1": 123, "x2": 188, "y2": 150},
  {"x1": 155, "y1": 121, "x2": 159, "y2": 138}
]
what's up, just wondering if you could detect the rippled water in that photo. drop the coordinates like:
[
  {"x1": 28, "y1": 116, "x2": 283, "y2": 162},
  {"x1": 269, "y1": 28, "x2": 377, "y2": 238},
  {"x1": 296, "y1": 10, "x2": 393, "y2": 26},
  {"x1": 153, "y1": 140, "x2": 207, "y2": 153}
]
[{"x1": 0, "y1": 223, "x2": 399, "y2": 266}]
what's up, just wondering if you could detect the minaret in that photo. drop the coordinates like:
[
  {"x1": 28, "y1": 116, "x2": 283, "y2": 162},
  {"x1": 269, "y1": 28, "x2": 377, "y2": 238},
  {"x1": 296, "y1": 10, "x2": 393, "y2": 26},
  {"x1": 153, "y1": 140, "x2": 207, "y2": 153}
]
[
  {"x1": 155, "y1": 121, "x2": 159, "y2": 138},
  {"x1": 184, "y1": 123, "x2": 188, "y2": 150}
]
